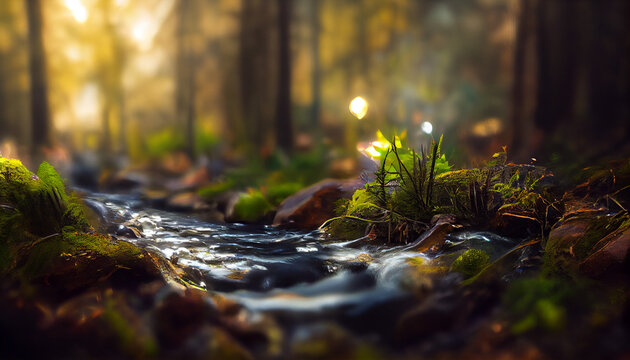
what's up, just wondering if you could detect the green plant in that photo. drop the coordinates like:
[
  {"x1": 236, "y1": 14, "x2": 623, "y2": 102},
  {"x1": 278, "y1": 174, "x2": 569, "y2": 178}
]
[
  {"x1": 451, "y1": 249, "x2": 490, "y2": 278},
  {"x1": 232, "y1": 190, "x2": 273, "y2": 222},
  {"x1": 324, "y1": 133, "x2": 451, "y2": 242}
]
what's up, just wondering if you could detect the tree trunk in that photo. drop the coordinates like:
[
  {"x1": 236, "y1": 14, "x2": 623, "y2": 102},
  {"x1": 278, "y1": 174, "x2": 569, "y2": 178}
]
[
  {"x1": 275, "y1": 0, "x2": 293, "y2": 153},
  {"x1": 176, "y1": 0, "x2": 198, "y2": 160},
  {"x1": 25, "y1": 0, "x2": 51, "y2": 155},
  {"x1": 510, "y1": 0, "x2": 630, "y2": 163},
  {"x1": 310, "y1": 0, "x2": 321, "y2": 128}
]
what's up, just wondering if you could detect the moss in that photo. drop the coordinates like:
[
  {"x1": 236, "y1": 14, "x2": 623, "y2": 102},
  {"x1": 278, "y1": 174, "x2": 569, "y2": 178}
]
[
  {"x1": 543, "y1": 213, "x2": 630, "y2": 276},
  {"x1": 103, "y1": 297, "x2": 158, "y2": 358},
  {"x1": 324, "y1": 218, "x2": 368, "y2": 240},
  {"x1": 63, "y1": 195, "x2": 92, "y2": 232},
  {"x1": 21, "y1": 229, "x2": 142, "y2": 280},
  {"x1": 573, "y1": 212, "x2": 629, "y2": 260},
  {"x1": 0, "y1": 157, "x2": 69, "y2": 236},
  {"x1": 265, "y1": 182, "x2": 302, "y2": 206},
  {"x1": 451, "y1": 249, "x2": 490, "y2": 278},
  {"x1": 502, "y1": 277, "x2": 573, "y2": 334},
  {"x1": 198, "y1": 180, "x2": 235, "y2": 201},
  {"x1": 36, "y1": 161, "x2": 68, "y2": 203},
  {"x1": 232, "y1": 190, "x2": 273, "y2": 222}
]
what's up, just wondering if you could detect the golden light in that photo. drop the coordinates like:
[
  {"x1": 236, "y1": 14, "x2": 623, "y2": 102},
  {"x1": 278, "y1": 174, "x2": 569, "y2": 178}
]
[
  {"x1": 471, "y1": 117, "x2": 502, "y2": 137},
  {"x1": 131, "y1": 18, "x2": 153, "y2": 48},
  {"x1": 349, "y1": 96, "x2": 368, "y2": 120},
  {"x1": 365, "y1": 145, "x2": 381, "y2": 158},
  {"x1": 357, "y1": 139, "x2": 390, "y2": 160},
  {"x1": 64, "y1": 0, "x2": 88, "y2": 23}
]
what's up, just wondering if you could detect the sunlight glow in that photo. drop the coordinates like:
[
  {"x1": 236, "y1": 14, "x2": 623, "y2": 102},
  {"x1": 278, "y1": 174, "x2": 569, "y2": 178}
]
[
  {"x1": 365, "y1": 145, "x2": 381, "y2": 158},
  {"x1": 132, "y1": 17, "x2": 153, "y2": 48},
  {"x1": 130, "y1": 1, "x2": 175, "y2": 51},
  {"x1": 64, "y1": 0, "x2": 88, "y2": 23},
  {"x1": 349, "y1": 96, "x2": 368, "y2": 120},
  {"x1": 421, "y1": 121, "x2": 433, "y2": 134},
  {"x1": 114, "y1": 0, "x2": 130, "y2": 8}
]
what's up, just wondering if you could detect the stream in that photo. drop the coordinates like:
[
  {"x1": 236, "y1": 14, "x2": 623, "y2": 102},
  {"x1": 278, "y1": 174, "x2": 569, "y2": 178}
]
[{"x1": 84, "y1": 192, "x2": 529, "y2": 348}]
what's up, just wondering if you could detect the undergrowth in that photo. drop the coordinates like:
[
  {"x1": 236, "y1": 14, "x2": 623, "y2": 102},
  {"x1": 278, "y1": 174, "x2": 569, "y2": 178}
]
[{"x1": 324, "y1": 132, "x2": 559, "y2": 243}]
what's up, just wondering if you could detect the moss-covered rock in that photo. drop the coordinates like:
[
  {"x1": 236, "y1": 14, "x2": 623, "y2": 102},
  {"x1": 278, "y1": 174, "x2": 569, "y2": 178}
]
[
  {"x1": 544, "y1": 212, "x2": 630, "y2": 277},
  {"x1": 451, "y1": 249, "x2": 490, "y2": 278},
  {"x1": 227, "y1": 190, "x2": 274, "y2": 223},
  {"x1": 0, "y1": 157, "x2": 164, "y2": 292}
]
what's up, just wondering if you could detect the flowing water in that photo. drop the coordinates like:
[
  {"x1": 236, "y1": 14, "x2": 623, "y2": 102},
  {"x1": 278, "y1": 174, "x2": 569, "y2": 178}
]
[{"x1": 85, "y1": 192, "x2": 528, "y2": 346}]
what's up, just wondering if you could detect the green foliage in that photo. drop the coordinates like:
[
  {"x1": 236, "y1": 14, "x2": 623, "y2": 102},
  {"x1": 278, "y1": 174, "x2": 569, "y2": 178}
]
[
  {"x1": 195, "y1": 127, "x2": 220, "y2": 156},
  {"x1": 451, "y1": 249, "x2": 490, "y2": 278},
  {"x1": 325, "y1": 133, "x2": 456, "y2": 242},
  {"x1": 503, "y1": 277, "x2": 574, "y2": 334},
  {"x1": 232, "y1": 190, "x2": 273, "y2": 222},
  {"x1": 198, "y1": 180, "x2": 235, "y2": 201},
  {"x1": 265, "y1": 182, "x2": 303, "y2": 206},
  {"x1": 145, "y1": 128, "x2": 185, "y2": 159},
  {"x1": 325, "y1": 137, "x2": 558, "y2": 243}
]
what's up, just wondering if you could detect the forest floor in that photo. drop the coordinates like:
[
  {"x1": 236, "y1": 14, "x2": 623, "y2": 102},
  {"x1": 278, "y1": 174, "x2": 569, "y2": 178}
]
[{"x1": 0, "y1": 150, "x2": 629, "y2": 359}]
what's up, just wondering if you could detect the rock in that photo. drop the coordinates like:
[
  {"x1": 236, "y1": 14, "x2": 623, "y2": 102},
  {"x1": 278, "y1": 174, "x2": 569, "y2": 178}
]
[
  {"x1": 160, "y1": 151, "x2": 192, "y2": 175},
  {"x1": 289, "y1": 322, "x2": 358, "y2": 360},
  {"x1": 166, "y1": 166, "x2": 211, "y2": 192},
  {"x1": 395, "y1": 291, "x2": 458, "y2": 344},
  {"x1": 166, "y1": 191, "x2": 209, "y2": 212},
  {"x1": 100, "y1": 171, "x2": 148, "y2": 192},
  {"x1": 21, "y1": 232, "x2": 165, "y2": 292},
  {"x1": 273, "y1": 178, "x2": 363, "y2": 230},
  {"x1": 141, "y1": 189, "x2": 170, "y2": 208},
  {"x1": 580, "y1": 226, "x2": 630, "y2": 278},
  {"x1": 408, "y1": 214, "x2": 461, "y2": 253},
  {"x1": 153, "y1": 289, "x2": 217, "y2": 349},
  {"x1": 545, "y1": 217, "x2": 592, "y2": 254}
]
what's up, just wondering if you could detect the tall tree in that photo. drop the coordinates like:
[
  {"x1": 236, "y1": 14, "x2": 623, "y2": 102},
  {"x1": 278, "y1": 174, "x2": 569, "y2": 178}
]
[
  {"x1": 239, "y1": 0, "x2": 274, "y2": 153},
  {"x1": 510, "y1": 0, "x2": 630, "y2": 162},
  {"x1": 310, "y1": 0, "x2": 321, "y2": 128},
  {"x1": 275, "y1": 0, "x2": 293, "y2": 153},
  {"x1": 25, "y1": 0, "x2": 51, "y2": 155},
  {"x1": 176, "y1": 0, "x2": 199, "y2": 160}
]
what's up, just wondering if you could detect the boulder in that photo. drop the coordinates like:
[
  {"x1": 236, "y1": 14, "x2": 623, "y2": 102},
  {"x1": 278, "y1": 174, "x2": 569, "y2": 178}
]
[
  {"x1": 273, "y1": 178, "x2": 363, "y2": 230},
  {"x1": 580, "y1": 226, "x2": 630, "y2": 278},
  {"x1": 408, "y1": 214, "x2": 461, "y2": 253}
]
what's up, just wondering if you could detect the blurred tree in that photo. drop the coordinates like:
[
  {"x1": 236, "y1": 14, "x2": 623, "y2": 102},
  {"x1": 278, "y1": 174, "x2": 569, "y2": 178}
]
[
  {"x1": 0, "y1": 2, "x2": 30, "y2": 152},
  {"x1": 510, "y1": 0, "x2": 630, "y2": 163},
  {"x1": 239, "y1": 0, "x2": 275, "y2": 153},
  {"x1": 176, "y1": 0, "x2": 200, "y2": 160},
  {"x1": 275, "y1": 0, "x2": 293, "y2": 153},
  {"x1": 25, "y1": 0, "x2": 51, "y2": 155},
  {"x1": 310, "y1": 0, "x2": 322, "y2": 128}
]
